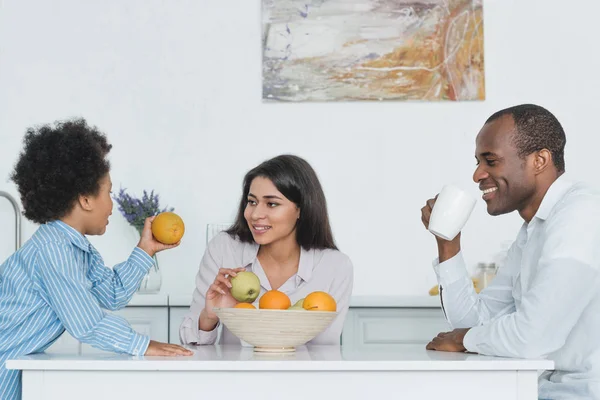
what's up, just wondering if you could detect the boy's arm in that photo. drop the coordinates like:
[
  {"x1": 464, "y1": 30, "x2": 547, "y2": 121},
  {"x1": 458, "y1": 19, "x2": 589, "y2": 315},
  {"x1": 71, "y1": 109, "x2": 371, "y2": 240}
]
[
  {"x1": 87, "y1": 246, "x2": 155, "y2": 310},
  {"x1": 87, "y1": 216, "x2": 179, "y2": 310},
  {"x1": 37, "y1": 243, "x2": 150, "y2": 355}
]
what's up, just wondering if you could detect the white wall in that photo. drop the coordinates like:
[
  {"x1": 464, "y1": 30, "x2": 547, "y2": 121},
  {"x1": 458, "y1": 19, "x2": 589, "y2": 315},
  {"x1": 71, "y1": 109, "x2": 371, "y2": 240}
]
[{"x1": 1, "y1": 0, "x2": 599, "y2": 299}]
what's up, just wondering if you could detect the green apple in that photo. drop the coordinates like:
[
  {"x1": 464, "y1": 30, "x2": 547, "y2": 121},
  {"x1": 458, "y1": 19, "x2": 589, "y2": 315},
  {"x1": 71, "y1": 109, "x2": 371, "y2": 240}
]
[
  {"x1": 230, "y1": 271, "x2": 261, "y2": 303},
  {"x1": 288, "y1": 298, "x2": 305, "y2": 310}
]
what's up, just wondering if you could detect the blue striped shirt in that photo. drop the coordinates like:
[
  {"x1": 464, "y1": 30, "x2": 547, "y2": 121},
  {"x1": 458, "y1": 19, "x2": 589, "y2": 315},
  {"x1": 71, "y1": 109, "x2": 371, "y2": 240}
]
[{"x1": 0, "y1": 220, "x2": 153, "y2": 399}]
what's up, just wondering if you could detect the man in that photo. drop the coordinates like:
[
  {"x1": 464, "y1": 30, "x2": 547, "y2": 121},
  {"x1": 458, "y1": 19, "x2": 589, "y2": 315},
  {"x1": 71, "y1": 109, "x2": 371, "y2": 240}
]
[{"x1": 421, "y1": 104, "x2": 600, "y2": 399}]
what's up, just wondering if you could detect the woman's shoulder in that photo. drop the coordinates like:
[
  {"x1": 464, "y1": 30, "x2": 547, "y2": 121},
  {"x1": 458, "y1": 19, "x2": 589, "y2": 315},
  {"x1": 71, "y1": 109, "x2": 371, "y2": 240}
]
[
  {"x1": 208, "y1": 231, "x2": 240, "y2": 249},
  {"x1": 311, "y1": 247, "x2": 353, "y2": 272}
]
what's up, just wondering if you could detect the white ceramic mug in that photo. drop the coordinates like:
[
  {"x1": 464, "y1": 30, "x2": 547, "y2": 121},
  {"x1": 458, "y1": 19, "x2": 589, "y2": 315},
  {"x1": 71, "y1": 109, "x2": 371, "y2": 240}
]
[{"x1": 428, "y1": 184, "x2": 476, "y2": 241}]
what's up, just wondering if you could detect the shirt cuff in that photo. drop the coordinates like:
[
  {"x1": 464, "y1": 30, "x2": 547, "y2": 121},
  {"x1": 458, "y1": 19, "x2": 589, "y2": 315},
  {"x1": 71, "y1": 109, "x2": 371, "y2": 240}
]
[
  {"x1": 431, "y1": 257, "x2": 442, "y2": 281},
  {"x1": 432, "y1": 251, "x2": 468, "y2": 287},
  {"x1": 180, "y1": 315, "x2": 220, "y2": 345},
  {"x1": 195, "y1": 322, "x2": 220, "y2": 345},
  {"x1": 127, "y1": 331, "x2": 151, "y2": 356},
  {"x1": 463, "y1": 326, "x2": 485, "y2": 354}
]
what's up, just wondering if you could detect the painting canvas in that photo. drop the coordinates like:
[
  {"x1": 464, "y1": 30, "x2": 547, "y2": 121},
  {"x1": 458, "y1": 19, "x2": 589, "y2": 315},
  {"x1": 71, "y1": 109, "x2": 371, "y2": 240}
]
[{"x1": 262, "y1": 0, "x2": 484, "y2": 102}]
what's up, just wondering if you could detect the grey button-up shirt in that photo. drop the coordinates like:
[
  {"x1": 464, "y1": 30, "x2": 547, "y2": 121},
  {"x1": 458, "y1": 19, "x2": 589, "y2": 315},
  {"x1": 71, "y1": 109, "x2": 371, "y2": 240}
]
[{"x1": 179, "y1": 232, "x2": 354, "y2": 345}]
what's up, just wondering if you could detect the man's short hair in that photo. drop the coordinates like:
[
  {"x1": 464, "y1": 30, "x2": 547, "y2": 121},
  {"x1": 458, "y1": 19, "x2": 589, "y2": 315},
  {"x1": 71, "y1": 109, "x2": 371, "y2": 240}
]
[{"x1": 486, "y1": 104, "x2": 566, "y2": 172}]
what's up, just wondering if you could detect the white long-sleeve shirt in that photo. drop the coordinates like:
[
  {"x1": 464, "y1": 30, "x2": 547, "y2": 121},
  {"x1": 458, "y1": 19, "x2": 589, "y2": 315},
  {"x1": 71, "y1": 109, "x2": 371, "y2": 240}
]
[
  {"x1": 179, "y1": 232, "x2": 354, "y2": 346},
  {"x1": 433, "y1": 175, "x2": 600, "y2": 399}
]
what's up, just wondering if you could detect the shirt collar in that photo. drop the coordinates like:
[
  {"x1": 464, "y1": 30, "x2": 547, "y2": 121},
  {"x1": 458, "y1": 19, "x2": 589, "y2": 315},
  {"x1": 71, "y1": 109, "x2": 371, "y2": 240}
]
[
  {"x1": 297, "y1": 247, "x2": 315, "y2": 282},
  {"x1": 241, "y1": 241, "x2": 315, "y2": 283},
  {"x1": 533, "y1": 173, "x2": 575, "y2": 221},
  {"x1": 47, "y1": 220, "x2": 92, "y2": 253}
]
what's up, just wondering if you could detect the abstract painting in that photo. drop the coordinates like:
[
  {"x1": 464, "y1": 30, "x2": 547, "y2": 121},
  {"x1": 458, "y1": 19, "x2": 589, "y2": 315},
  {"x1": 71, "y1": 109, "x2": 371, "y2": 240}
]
[{"x1": 262, "y1": 0, "x2": 484, "y2": 102}]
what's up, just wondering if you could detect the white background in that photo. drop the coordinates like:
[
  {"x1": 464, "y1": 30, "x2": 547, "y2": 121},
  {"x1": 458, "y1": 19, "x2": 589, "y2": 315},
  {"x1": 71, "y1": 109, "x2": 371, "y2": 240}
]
[{"x1": 1, "y1": 0, "x2": 598, "y2": 299}]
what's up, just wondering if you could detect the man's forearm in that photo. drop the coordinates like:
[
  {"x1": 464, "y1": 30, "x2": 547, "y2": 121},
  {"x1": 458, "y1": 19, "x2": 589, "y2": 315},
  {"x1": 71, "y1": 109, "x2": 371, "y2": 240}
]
[{"x1": 438, "y1": 241, "x2": 461, "y2": 263}]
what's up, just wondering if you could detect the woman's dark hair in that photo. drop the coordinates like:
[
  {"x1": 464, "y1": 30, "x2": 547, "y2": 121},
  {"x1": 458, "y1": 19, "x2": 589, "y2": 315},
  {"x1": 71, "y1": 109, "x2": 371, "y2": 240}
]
[
  {"x1": 10, "y1": 118, "x2": 112, "y2": 224},
  {"x1": 226, "y1": 154, "x2": 337, "y2": 250}
]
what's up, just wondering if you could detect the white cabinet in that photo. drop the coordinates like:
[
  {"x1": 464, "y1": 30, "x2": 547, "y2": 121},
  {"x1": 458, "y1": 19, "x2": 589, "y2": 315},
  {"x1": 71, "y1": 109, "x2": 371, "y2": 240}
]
[
  {"x1": 168, "y1": 306, "x2": 189, "y2": 344},
  {"x1": 168, "y1": 306, "x2": 449, "y2": 347},
  {"x1": 44, "y1": 302, "x2": 450, "y2": 353},
  {"x1": 45, "y1": 307, "x2": 168, "y2": 355},
  {"x1": 342, "y1": 308, "x2": 451, "y2": 349}
]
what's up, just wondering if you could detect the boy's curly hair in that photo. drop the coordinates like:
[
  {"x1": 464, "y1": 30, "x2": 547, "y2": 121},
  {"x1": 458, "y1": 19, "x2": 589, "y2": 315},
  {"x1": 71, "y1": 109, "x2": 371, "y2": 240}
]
[{"x1": 10, "y1": 118, "x2": 112, "y2": 224}]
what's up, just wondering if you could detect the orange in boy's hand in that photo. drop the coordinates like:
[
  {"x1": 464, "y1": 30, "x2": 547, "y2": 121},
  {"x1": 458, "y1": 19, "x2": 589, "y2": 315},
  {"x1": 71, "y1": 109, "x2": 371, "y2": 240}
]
[
  {"x1": 234, "y1": 303, "x2": 256, "y2": 309},
  {"x1": 259, "y1": 290, "x2": 291, "y2": 310},
  {"x1": 303, "y1": 291, "x2": 337, "y2": 312},
  {"x1": 151, "y1": 212, "x2": 185, "y2": 244}
]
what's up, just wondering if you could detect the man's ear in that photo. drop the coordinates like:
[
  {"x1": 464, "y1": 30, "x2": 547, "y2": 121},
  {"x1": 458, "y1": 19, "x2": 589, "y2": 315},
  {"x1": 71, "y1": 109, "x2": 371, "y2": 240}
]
[
  {"x1": 78, "y1": 194, "x2": 93, "y2": 211},
  {"x1": 533, "y1": 149, "x2": 552, "y2": 175}
]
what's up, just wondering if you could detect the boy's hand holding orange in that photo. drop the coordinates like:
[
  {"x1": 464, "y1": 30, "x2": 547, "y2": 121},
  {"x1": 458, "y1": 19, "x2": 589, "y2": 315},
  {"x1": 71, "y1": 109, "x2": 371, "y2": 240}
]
[{"x1": 137, "y1": 215, "x2": 182, "y2": 257}]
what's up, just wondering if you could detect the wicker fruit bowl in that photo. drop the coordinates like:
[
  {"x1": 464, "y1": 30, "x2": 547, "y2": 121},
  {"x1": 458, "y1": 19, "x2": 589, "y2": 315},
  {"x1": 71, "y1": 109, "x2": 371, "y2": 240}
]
[{"x1": 213, "y1": 307, "x2": 338, "y2": 353}]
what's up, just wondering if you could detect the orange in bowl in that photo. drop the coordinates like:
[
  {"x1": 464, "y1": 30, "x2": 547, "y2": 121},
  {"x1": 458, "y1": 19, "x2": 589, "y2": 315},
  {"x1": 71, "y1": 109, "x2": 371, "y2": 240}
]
[
  {"x1": 151, "y1": 212, "x2": 185, "y2": 244},
  {"x1": 259, "y1": 290, "x2": 291, "y2": 310},
  {"x1": 303, "y1": 291, "x2": 337, "y2": 312},
  {"x1": 234, "y1": 303, "x2": 256, "y2": 309}
]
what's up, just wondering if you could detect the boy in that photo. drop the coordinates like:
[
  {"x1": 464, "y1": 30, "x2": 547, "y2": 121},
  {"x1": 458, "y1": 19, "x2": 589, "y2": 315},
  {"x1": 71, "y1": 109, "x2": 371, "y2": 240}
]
[{"x1": 0, "y1": 118, "x2": 192, "y2": 400}]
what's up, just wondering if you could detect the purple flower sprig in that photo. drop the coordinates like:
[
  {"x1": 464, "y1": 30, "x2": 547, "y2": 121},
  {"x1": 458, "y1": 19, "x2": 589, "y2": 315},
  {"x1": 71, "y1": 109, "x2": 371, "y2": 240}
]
[{"x1": 112, "y1": 188, "x2": 174, "y2": 233}]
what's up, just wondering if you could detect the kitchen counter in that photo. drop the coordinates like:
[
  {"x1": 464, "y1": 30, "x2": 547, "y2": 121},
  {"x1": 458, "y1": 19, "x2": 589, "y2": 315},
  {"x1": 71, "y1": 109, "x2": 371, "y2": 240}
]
[
  {"x1": 167, "y1": 294, "x2": 442, "y2": 308},
  {"x1": 8, "y1": 344, "x2": 553, "y2": 400},
  {"x1": 348, "y1": 295, "x2": 441, "y2": 307}
]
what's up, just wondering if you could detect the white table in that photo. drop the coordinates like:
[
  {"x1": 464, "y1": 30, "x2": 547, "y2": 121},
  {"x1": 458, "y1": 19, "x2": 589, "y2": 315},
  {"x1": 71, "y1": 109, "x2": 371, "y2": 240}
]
[{"x1": 7, "y1": 344, "x2": 553, "y2": 400}]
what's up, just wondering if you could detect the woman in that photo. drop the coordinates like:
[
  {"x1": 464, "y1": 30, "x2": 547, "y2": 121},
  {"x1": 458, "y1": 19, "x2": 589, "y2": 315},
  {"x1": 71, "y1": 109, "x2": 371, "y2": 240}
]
[
  {"x1": 0, "y1": 119, "x2": 192, "y2": 400},
  {"x1": 180, "y1": 154, "x2": 354, "y2": 345}
]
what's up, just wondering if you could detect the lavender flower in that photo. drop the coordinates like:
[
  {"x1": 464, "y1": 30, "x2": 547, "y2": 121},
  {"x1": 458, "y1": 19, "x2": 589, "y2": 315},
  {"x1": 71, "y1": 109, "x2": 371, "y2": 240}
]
[{"x1": 113, "y1": 188, "x2": 174, "y2": 234}]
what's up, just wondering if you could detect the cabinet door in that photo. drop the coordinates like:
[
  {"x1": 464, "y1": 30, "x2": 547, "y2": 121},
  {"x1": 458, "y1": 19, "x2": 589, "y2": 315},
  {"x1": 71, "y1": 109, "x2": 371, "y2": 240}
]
[
  {"x1": 45, "y1": 307, "x2": 168, "y2": 355},
  {"x1": 168, "y1": 306, "x2": 189, "y2": 344},
  {"x1": 342, "y1": 308, "x2": 450, "y2": 349}
]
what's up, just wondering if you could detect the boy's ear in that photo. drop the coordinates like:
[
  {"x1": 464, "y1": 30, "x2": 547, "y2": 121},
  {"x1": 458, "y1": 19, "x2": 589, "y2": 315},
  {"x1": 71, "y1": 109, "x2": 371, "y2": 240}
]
[{"x1": 78, "y1": 195, "x2": 93, "y2": 211}]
